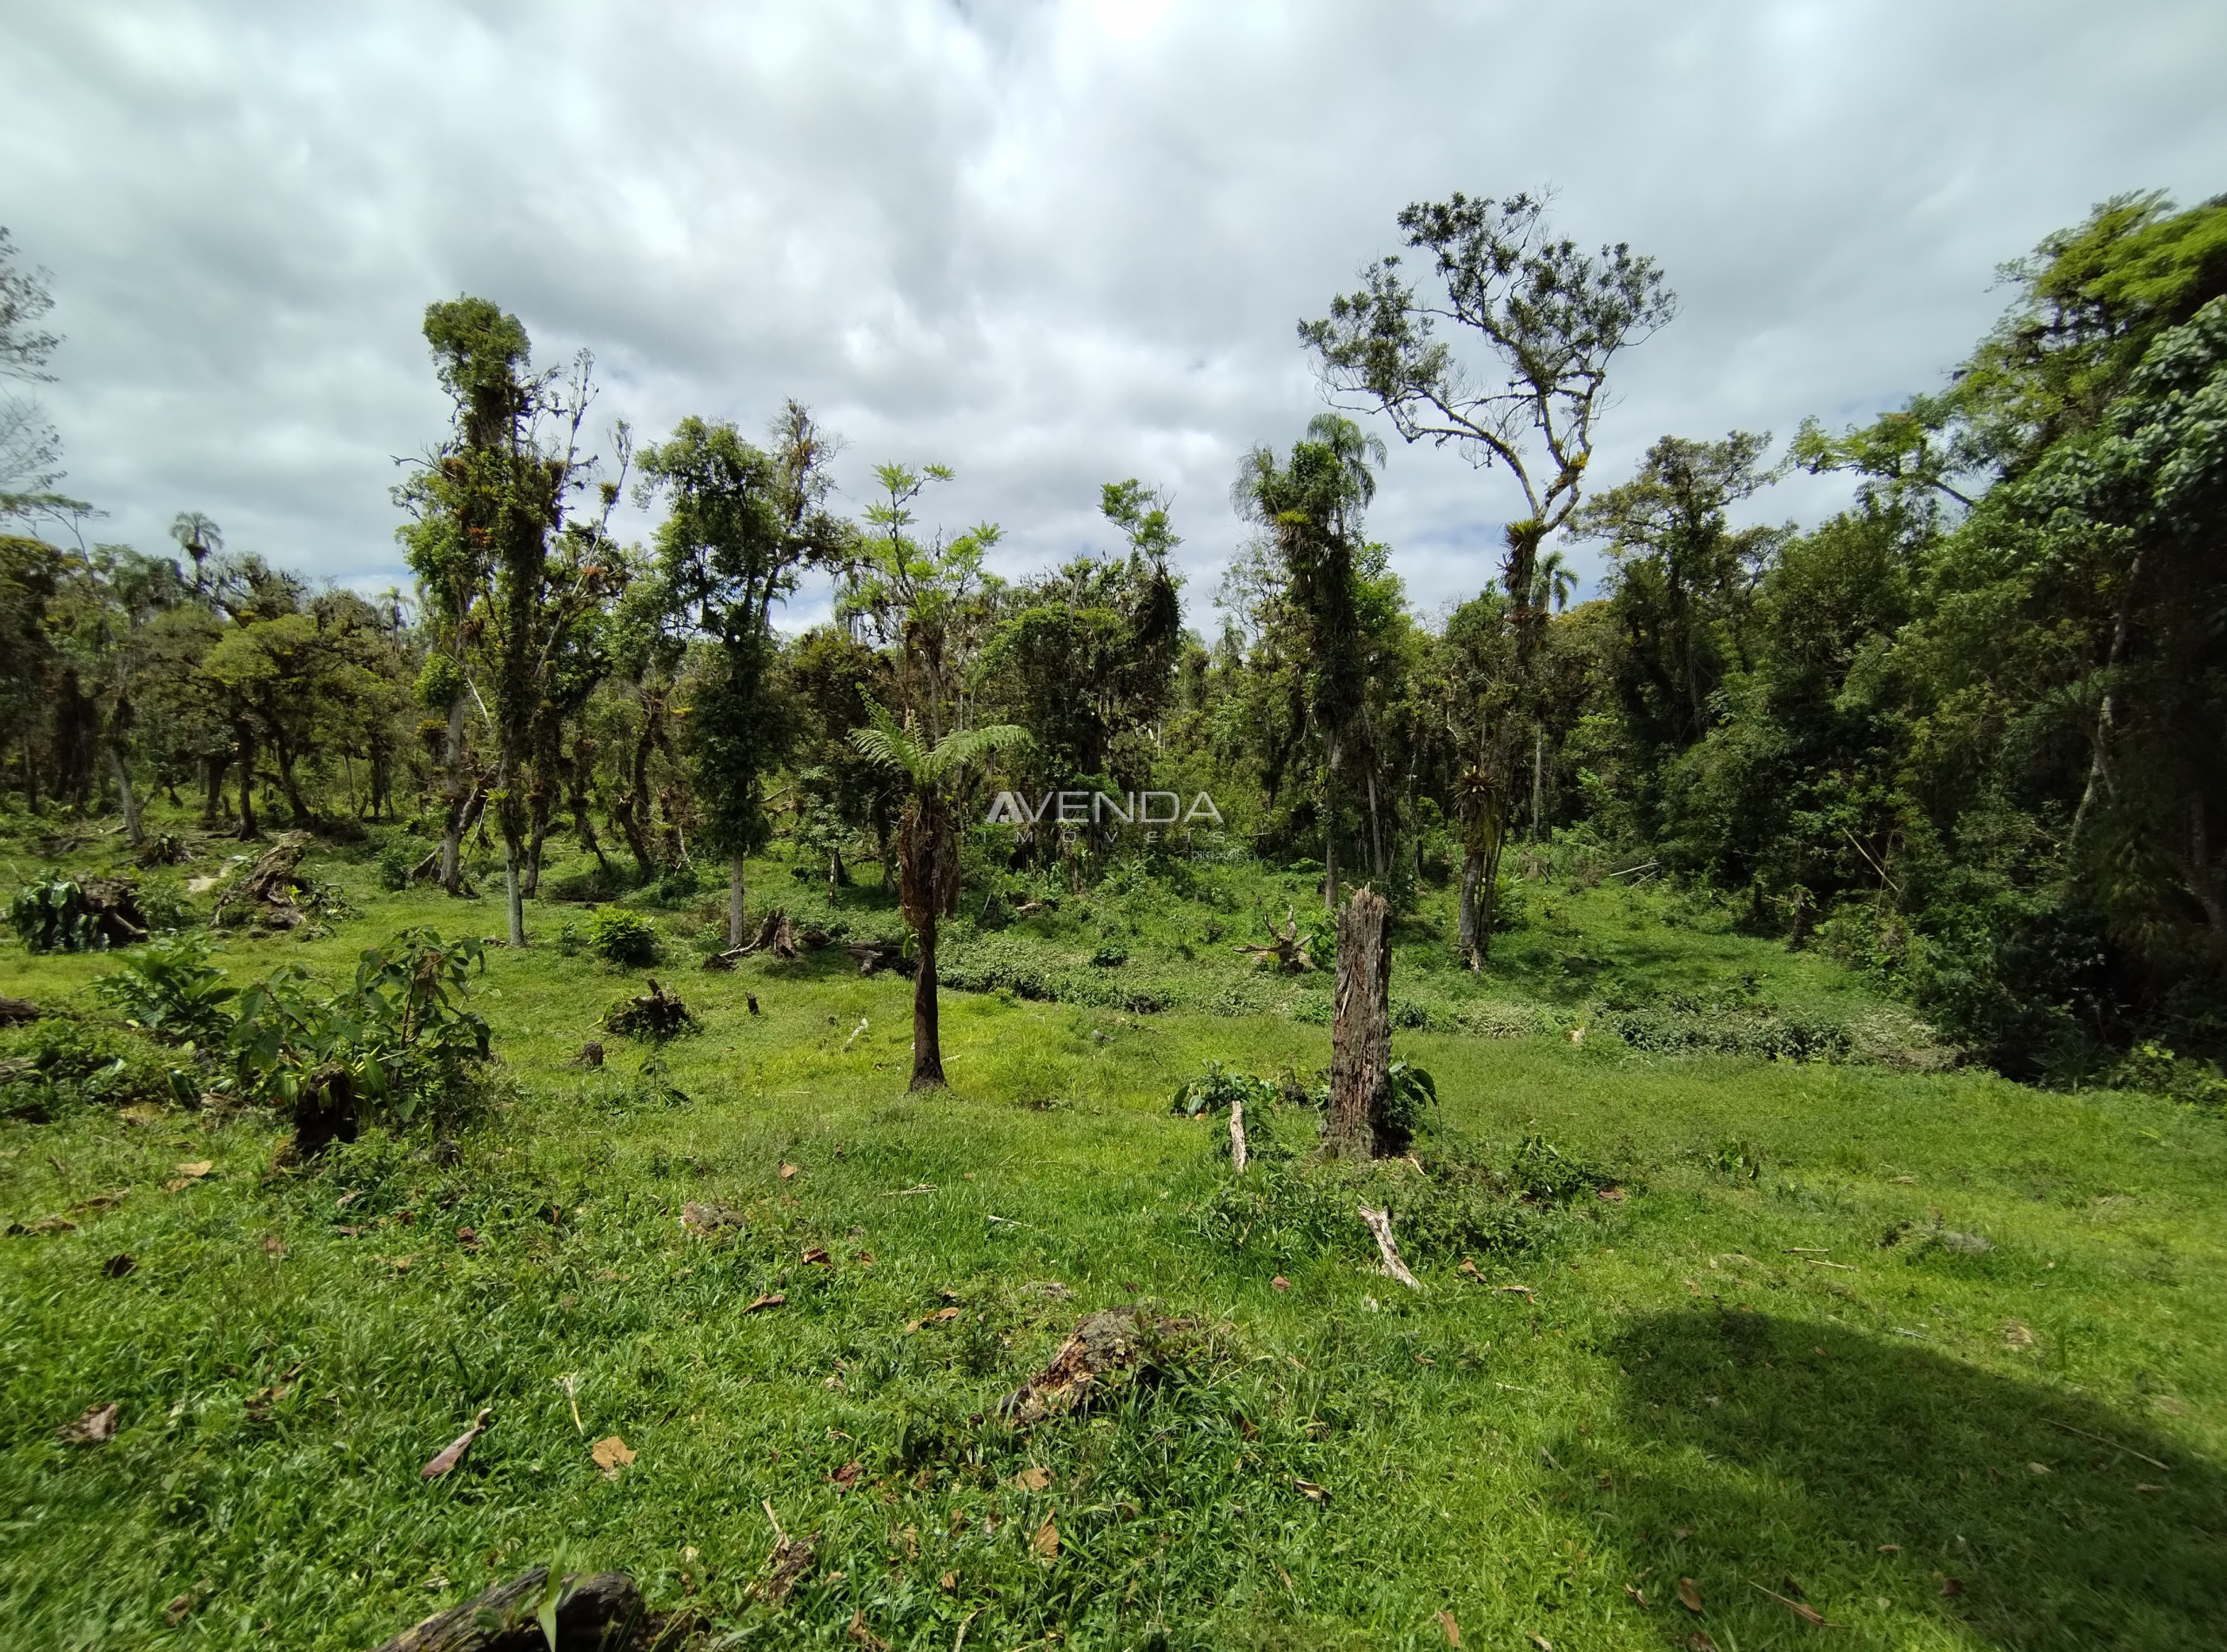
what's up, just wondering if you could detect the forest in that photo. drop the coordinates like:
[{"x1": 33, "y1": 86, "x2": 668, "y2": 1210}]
[
  {"x1": 7, "y1": 191, "x2": 2225, "y2": 1088},
  {"x1": 3, "y1": 191, "x2": 2225, "y2": 1652}
]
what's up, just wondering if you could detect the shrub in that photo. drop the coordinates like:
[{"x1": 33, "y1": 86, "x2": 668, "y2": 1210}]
[
  {"x1": 92, "y1": 934, "x2": 237, "y2": 1045},
  {"x1": 652, "y1": 862, "x2": 703, "y2": 906},
  {"x1": 376, "y1": 840, "x2": 417, "y2": 892},
  {"x1": 1090, "y1": 940, "x2": 1129, "y2": 968},
  {"x1": 223, "y1": 929, "x2": 492, "y2": 1148},
  {"x1": 585, "y1": 906, "x2": 659, "y2": 966},
  {"x1": 1171, "y1": 1060, "x2": 1281, "y2": 1119},
  {"x1": 8, "y1": 873, "x2": 147, "y2": 953}
]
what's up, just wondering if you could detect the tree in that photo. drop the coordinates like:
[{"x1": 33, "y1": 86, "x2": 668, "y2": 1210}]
[
  {"x1": 639, "y1": 405, "x2": 842, "y2": 946},
  {"x1": 1231, "y1": 415, "x2": 1384, "y2": 909},
  {"x1": 1570, "y1": 431, "x2": 1787, "y2": 786},
  {"x1": 848, "y1": 708, "x2": 1028, "y2": 1090},
  {"x1": 396, "y1": 296, "x2": 620, "y2": 943},
  {"x1": 169, "y1": 512, "x2": 223, "y2": 594},
  {"x1": 1301, "y1": 191, "x2": 1675, "y2": 667},
  {"x1": 0, "y1": 227, "x2": 91, "y2": 534}
]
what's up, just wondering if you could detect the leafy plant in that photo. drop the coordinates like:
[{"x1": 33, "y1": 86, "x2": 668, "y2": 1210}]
[
  {"x1": 224, "y1": 929, "x2": 490, "y2": 1144},
  {"x1": 10, "y1": 875, "x2": 110, "y2": 953},
  {"x1": 1382, "y1": 1060, "x2": 1439, "y2": 1140},
  {"x1": 585, "y1": 906, "x2": 659, "y2": 966},
  {"x1": 376, "y1": 840, "x2": 418, "y2": 892},
  {"x1": 92, "y1": 933, "x2": 237, "y2": 1045},
  {"x1": 1171, "y1": 1060, "x2": 1280, "y2": 1119}
]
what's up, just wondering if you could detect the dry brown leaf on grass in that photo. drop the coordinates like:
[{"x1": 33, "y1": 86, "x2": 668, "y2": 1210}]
[
  {"x1": 1031, "y1": 1515, "x2": 1059, "y2": 1560},
  {"x1": 1624, "y1": 1583, "x2": 1647, "y2": 1607},
  {"x1": 1436, "y1": 1608, "x2": 1461, "y2": 1645},
  {"x1": 744, "y1": 1293, "x2": 786, "y2": 1313},
  {"x1": 176, "y1": 1160, "x2": 213, "y2": 1179},
  {"x1": 1686, "y1": 1635, "x2": 1718, "y2": 1652},
  {"x1": 164, "y1": 1592, "x2": 194, "y2": 1626},
  {"x1": 832, "y1": 1461, "x2": 864, "y2": 1489},
  {"x1": 259, "y1": 1234, "x2": 285, "y2": 1257},
  {"x1": 940, "y1": 1570, "x2": 957, "y2": 1593},
  {"x1": 1011, "y1": 1465, "x2": 1053, "y2": 1491},
  {"x1": 419, "y1": 1408, "x2": 492, "y2": 1478},
  {"x1": 846, "y1": 1608, "x2": 888, "y2": 1649},
  {"x1": 802, "y1": 1247, "x2": 833, "y2": 1267},
  {"x1": 1676, "y1": 1577, "x2": 1703, "y2": 1612},
  {"x1": 779, "y1": 1161, "x2": 798, "y2": 1180},
  {"x1": 59, "y1": 1401, "x2": 118, "y2": 1443},
  {"x1": 2002, "y1": 1319, "x2": 2036, "y2": 1349},
  {"x1": 591, "y1": 1435, "x2": 636, "y2": 1479},
  {"x1": 1529, "y1": 1636, "x2": 1552, "y2": 1651},
  {"x1": 1272, "y1": 1274, "x2": 1291, "y2": 1291},
  {"x1": 1294, "y1": 1478, "x2": 1328, "y2": 1503},
  {"x1": 907, "y1": 1305, "x2": 963, "y2": 1331}
]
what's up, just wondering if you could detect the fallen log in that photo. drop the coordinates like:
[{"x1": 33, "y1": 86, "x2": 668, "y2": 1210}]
[
  {"x1": 1000, "y1": 1307, "x2": 1188, "y2": 1426},
  {"x1": 367, "y1": 1567, "x2": 659, "y2": 1652},
  {"x1": 211, "y1": 832, "x2": 315, "y2": 928},
  {"x1": 0, "y1": 996, "x2": 44, "y2": 1026},
  {"x1": 846, "y1": 941, "x2": 912, "y2": 977}
]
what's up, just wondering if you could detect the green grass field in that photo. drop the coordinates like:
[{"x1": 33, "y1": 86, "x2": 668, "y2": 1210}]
[{"x1": 3, "y1": 823, "x2": 2223, "y2": 1649}]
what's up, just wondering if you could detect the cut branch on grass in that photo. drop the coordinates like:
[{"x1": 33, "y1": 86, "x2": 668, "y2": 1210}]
[
  {"x1": 603, "y1": 978, "x2": 699, "y2": 1040},
  {"x1": 1358, "y1": 1205, "x2": 1421, "y2": 1290}
]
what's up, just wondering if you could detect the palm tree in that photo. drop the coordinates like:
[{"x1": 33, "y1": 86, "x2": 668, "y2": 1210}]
[
  {"x1": 849, "y1": 707, "x2": 1029, "y2": 1090},
  {"x1": 1530, "y1": 547, "x2": 1577, "y2": 613},
  {"x1": 169, "y1": 511, "x2": 222, "y2": 593}
]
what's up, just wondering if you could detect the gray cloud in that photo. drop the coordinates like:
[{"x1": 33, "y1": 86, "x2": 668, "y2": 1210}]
[{"x1": 7, "y1": 0, "x2": 2222, "y2": 625}]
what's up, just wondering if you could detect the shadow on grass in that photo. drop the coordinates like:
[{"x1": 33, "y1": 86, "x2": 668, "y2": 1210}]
[{"x1": 1580, "y1": 1309, "x2": 2224, "y2": 1649}]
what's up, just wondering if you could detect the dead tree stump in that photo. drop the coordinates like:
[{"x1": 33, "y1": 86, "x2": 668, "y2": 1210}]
[{"x1": 1325, "y1": 886, "x2": 1391, "y2": 1160}]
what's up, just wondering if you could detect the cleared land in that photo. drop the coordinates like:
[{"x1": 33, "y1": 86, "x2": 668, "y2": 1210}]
[{"x1": 3, "y1": 831, "x2": 2223, "y2": 1649}]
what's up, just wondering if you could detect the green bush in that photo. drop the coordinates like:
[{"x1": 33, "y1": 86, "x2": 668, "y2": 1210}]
[
  {"x1": 9, "y1": 873, "x2": 134, "y2": 953},
  {"x1": 91, "y1": 933, "x2": 237, "y2": 1045},
  {"x1": 652, "y1": 862, "x2": 702, "y2": 906},
  {"x1": 223, "y1": 929, "x2": 492, "y2": 1143},
  {"x1": 585, "y1": 906, "x2": 659, "y2": 966},
  {"x1": 1171, "y1": 1060, "x2": 1281, "y2": 1119},
  {"x1": 376, "y1": 840, "x2": 417, "y2": 892}
]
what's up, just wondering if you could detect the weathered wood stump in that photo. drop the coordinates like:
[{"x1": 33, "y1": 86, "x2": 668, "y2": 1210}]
[
  {"x1": 1324, "y1": 886, "x2": 1391, "y2": 1160},
  {"x1": 212, "y1": 832, "x2": 316, "y2": 928},
  {"x1": 367, "y1": 1567, "x2": 656, "y2": 1651}
]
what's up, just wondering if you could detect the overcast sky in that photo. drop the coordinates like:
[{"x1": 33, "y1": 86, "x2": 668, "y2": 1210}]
[{"x1": 7, "y1": 0, "x2": 2223, "y2": 627}]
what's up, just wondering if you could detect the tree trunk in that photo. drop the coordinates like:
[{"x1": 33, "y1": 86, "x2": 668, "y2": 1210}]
[
  {"x1": 910, "y1": 916, "x2": 945, "y2": 1091},
  {"x1": 1532, "y1": 727, "x2": 1545, "y2": 841},
  {"x1": 274, "y1": 733, "x2": 313, "y2": 827},
  {"x1": 1456, "y1": 849, "x2": 1482, "y2": 966},
  {"x1": 1325, "y1": 886, "x2": 1391, "y2": 1160},
  {"x1": 202, "y1": 753, "x2": 226, "y2": 825},
  {"x1": 236, "y1": 726, "x2": 259, "y2": 839},
  {"x1": 438, "y1": 698, "x2": 468, "y2": 893},
  {"x1": 728, "y1": 850, "x2": 747, "y2": 947},
  {"x1": 107, "y1": 746, "x2": 143, "y2": 846},
  {"x1": 567, "y1": 735, "x2": 612, "y2": 872},
  {"x1": 1365, "y1": 764, "x2": 1385, "y2": 880},
  {"x1": 1322, "y1": 730, "x2": 1340, "y2": 913},
  {"x1": 502, "y1": 831, "x2": 525, "y2": 946}
]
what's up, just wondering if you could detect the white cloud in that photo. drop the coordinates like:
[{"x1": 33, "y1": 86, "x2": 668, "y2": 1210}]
[{"x1": 7, "y1": 0, "x2": 2222, "y2": 621}]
